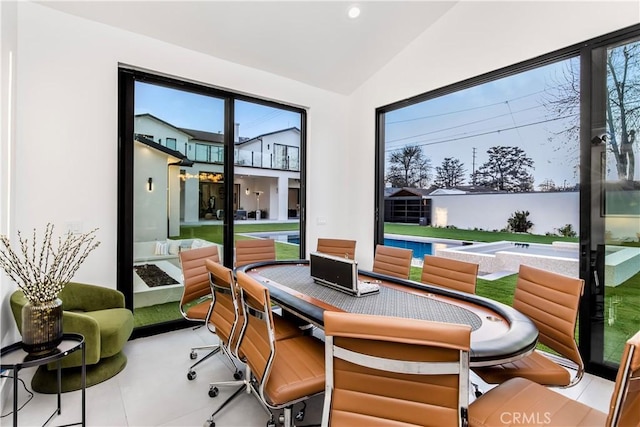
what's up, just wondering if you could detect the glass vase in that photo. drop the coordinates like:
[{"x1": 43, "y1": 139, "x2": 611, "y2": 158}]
[{"x1": 21, "y1": 297, "x2": 63, "y2": 358}]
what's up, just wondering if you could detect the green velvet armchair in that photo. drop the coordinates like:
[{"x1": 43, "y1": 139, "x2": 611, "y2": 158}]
[{"x1": 10, "y1": 282, "x2": 134, "y2": 393}]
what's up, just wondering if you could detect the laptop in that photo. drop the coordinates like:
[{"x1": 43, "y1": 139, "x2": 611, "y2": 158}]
[{"x1": 309, "y1": 252, "x2": 379, "y2": 297}]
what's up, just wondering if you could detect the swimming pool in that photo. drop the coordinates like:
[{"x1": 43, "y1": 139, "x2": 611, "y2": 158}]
[
  {"x1": 243, "y1": 231, "x2": 300, "y2": 244},
  {"x1": 383, "y1": 235, "x2": 461, "y2": 263}
]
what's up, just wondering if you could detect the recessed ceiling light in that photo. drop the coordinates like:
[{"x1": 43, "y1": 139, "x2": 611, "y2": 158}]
[{"x1": 348, "y1": 5, "x2": 361, "y2": 19}]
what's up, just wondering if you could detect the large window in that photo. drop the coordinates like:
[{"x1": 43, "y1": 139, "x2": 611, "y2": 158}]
[
  {"x1": 376, "y1": 25, "x2": 640, "y2": 379},
  {"x1": 118, "y1": 70, "x2": 306, "y2": 334}
]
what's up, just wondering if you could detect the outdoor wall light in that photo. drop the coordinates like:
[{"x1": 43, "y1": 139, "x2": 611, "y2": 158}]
[
  {"x1": 147, "y1": 177, "x2": 153, "y2": 192},
  {"x1": 245, "y1": 187, "x2": 250, "y2": 195}
]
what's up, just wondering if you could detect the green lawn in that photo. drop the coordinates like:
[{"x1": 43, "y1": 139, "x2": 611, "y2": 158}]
[
  {"x1": 136, "y1": 222, "x2": 638, "y2": 365},
  {"x1": 175, "y1": 222, "x2": 300, "y2": 244},
  {"x1": 385, "y1": 223, "x2": 579, "y2": 244}
]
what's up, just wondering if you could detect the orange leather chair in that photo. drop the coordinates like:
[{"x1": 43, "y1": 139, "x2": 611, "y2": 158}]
[
  {"x1": 372, "y1": 244, "x2": 413, "y2": 279},
  {"x1": 178, "y1": 245, "x2": 220, "y2": 380},
  {"x1": 474, "y1": 264, "x2": 584, "y2": 388},
  {"x1": 316, "y1": 238, "x2": 356, "y2": 259},
  {"x1": 468, "y1": 329, "x2": 640, "y2": 427},
  {"x1": 204, "y1": 259, "x2": 303, "y2": 397},
  {"x1": 204, "y1": 259, "x2": 244, "y2": 385},
  {"x1": 322, "y1": 311, "x2": 472, "y2": 427},
  {"x1": 235, "y1": 239, "x2": 276, "y2": 267},
  {"x1": 421, "y1": 255, "x2": 479, "y2": 294},
  {"x1": 231, "y1": 270, "x2": 325, "y2": 427}
]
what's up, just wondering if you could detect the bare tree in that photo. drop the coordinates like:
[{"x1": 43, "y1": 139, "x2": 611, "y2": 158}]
[
  {"x1": 471, "y1": 146, "x2": 535, "y2": 192},
  {"x1": 386, "y1": 145, "x2": 432, "y2": 188},
  {"x1": 434, "y1": 157, "x2": 466, "y2": 188},
  {"x1": 544, "y1": 41, "x2": 640, "y2": 180}
]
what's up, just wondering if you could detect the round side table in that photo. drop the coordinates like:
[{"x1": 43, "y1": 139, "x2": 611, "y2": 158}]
[{"x1": 1, "y1": 333, "x2": 86, "y2": 427}]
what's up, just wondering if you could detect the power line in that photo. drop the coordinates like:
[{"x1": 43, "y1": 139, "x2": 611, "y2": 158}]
[
  {"x1": 385, "y1": 89, "x2": 549, "y2": 125},
  {"x1": 385, "y1": 104, "x2": 544, "y2": 145},
  {"x1": 384, "y1": 113, "x2": 578, "y2": 152}
]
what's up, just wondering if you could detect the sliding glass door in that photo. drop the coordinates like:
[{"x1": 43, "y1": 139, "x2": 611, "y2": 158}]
[
  {"x1": 585, "y1": 34, "x2": 640, "y2": 376},
  {"x1": 118, "y1": 69, "x2": 306, "y2": 334},
  {"x1": 232, "y1": 99, "x2": 303, "y2": 260}
]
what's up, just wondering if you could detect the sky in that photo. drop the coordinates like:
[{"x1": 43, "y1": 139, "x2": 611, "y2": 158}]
[
  {"x1": 134, "y1": 82, "x2": 301, "y2": 139},
  {"x1": 134, "y1": 53, "x2": 634, "y2": 190},
  {"x1": 384, "y1": 57, "x2": 581, "y2": 190}
]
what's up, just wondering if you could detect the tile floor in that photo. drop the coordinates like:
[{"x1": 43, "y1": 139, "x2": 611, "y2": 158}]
[{"x1": 2, "y1": 325, "x2": 614, "y2": 427}]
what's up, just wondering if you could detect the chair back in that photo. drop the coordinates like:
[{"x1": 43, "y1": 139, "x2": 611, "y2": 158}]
[
  {"x1": 421, "y1": 255, "x2": 479, "y2": 294},
  {"x1": 606, "y1": 330, "x2": 640, "y2": 427},
  {"x1": 316, "y1": 238, "x2": 356, "y2": 259},
  {"x1": 205, "y1": 259, "x2": 240, "y2": 348},
  {"x1": 236, "y1": 270, "x2": 276, "y2": 384},
  {"x1": 514, "y1": 265, "x2": 584, "y2": 376},
  {"x1": 321, "y1": 311, "x2": 471, "y2": 427},
  {"x1": 235, "y1": 239, "x2": 276, "y2": 268},
  {"x1": 372, "y1": 244, "x2": 413, "y2": 279},
  {"x1": 179, "y1": 245, "x2": 219, "y2": 320}
]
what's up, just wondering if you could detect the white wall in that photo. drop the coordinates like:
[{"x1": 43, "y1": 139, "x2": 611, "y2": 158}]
[
  {"x1": 348, "y1": 1, "x2": 640, "y2": 269},
  {"x1": 429, "y1": 192, "x2": 580, "y2": 235},
  {"x1": 134, "y1": 142, "x2": 171, "y2": 242},
  {"x1": 1, "y1": 0, "x2": 19, "y2": 346}
]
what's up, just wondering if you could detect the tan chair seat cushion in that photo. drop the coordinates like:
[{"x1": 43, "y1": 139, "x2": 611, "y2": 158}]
[
  {"x1": 185, "y1": 299, "x2": 211, "y2": 320},
  {"x1": 469, "y1": 377, "x2": 606, "y2": 427},
  {"x1": 264, "y1": 335, "x2": 325, "y2": 405},
  {"x1": 273, "y1": 314, "x2": 304, "y2": 340},
  {"x1": 474, "y1": 351, "x2": 571, "y2": 386}
]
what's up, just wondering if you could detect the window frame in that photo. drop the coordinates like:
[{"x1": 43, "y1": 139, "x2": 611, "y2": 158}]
[
  {"x1": 118, "y1": 67, "x2": 307, "y2": 337},
  {"x1": 375, "y1": 23, "x2": 640, "y2": 380}
]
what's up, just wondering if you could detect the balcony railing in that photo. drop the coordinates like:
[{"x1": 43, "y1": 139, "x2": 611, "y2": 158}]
[{"x1": 184, "y1": 144, "x2": 300, "y2": 172}]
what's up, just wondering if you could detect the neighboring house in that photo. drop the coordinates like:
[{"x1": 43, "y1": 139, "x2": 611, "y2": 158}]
[{"x1": 134, "y1": 114, "x2": 301, "y2": 239}]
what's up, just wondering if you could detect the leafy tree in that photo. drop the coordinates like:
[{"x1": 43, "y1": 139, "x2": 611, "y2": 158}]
[
  {"x1": 386, "y1": 145, "x2": 432, "y2": 188},
  {"x1": 471, "y1": 146, "x2": 535, "y2": 192},
  {"x1": 538, "y1": 179, "x2": 557, "y2": 192},
  {"x1": 544, "y1": 41, "x2": 640, "y2": 180},
  {"x1": 507, "y1": 210, "x2": 533, "y2": 233},
  {"x1": 434, "y1": 157, "x2": 466, "y2": 188}
]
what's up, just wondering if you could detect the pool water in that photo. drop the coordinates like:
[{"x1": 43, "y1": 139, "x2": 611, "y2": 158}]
[
  {"x1": 383, "y1": 238, "x2": 460, "y2": 261},
  {"x1": 244, "y1": 231, "x2": 300, "y2": 244}
]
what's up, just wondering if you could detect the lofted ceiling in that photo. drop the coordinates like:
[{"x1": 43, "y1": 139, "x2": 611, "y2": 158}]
[{"x1": 38, "y1": 1, "x2": 457, "y2": 94}]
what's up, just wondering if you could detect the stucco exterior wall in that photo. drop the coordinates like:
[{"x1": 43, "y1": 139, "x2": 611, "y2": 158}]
[{"x1": 429, "y1": 191, "x2": 580, "y2": 235}]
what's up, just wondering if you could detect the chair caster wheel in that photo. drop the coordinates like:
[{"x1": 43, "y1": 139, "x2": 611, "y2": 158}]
[
  {"x1": 278, "y1": 414, "x2": 285, "y2": 424},
  {"x1": 203, "y1": 419, "x2": 214, "y2": 427},
  {"x1": 233, "y1": 370, "x2": 243, "y2": 380},
  {"x1": 266, "y1": 421, "x2": 276, "y2": 427},
  {"x1": 209, "y1": 387, "x2": 219, "y2": 398},
  {"x1": 187, "y1": 370, "x2": 196, "y2": 380},
  {"x1": 295, "y1": 410, "x2": 305, "y2": 421},
  {"x1": 190, "y1": 351, "x2": 198, "y2": 360}
]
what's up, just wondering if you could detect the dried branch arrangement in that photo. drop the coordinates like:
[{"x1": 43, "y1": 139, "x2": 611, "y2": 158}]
[{"x1": 0, "y1": 223, "x2": 101, "y2": 303}]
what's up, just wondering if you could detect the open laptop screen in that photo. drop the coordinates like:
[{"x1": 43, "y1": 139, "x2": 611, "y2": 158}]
[{"x1": 309, "y1": 252, "x2": 358, "y2": 293}]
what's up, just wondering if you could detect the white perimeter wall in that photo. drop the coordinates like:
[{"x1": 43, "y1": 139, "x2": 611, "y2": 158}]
[
  {"x1": 430, "y1": 192, "x2": 579, "y2": 235},
  {"x1": 1, "y1": 1, "x2": 639, "y2": 343}
]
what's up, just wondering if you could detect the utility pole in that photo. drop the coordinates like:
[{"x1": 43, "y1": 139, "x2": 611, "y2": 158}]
[{"x1": 472, "y1": 147, "x2": 477, "y2": 185}]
